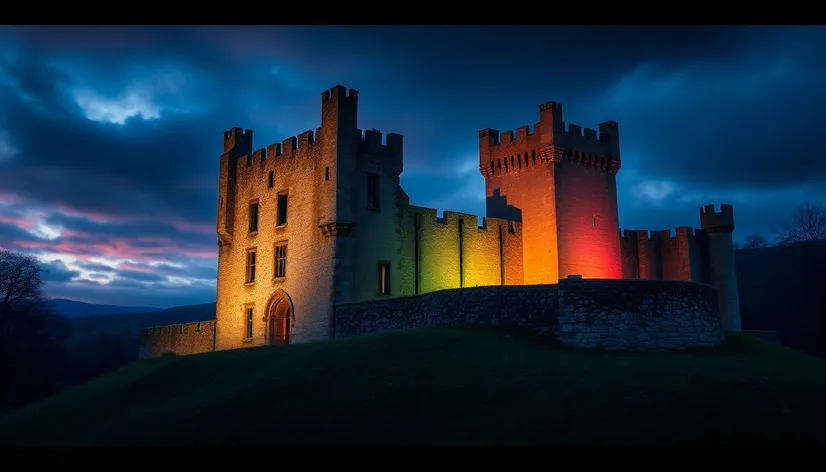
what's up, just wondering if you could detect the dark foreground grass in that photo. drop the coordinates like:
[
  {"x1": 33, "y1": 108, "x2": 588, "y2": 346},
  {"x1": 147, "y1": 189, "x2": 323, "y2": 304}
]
[{"x1": 1, "y1": 328, "x2": 826, "y2": 446}]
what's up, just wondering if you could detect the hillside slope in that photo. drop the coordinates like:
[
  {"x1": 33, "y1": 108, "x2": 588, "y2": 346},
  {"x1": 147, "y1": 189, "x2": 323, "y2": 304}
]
[{"x1": 1, "y1": 328, "x2": 825, "y2": 446}]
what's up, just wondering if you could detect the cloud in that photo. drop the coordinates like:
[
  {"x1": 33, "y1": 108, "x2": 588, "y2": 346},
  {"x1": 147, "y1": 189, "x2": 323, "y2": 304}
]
[
  {"x1": 0, "y1": 26, "x2": 823, "y2": 307},
  {"x1": 595, "y1": 27, "x2": 826, "y2": 192},
  {"x1": 0, "y1": 129, "x2": 17, "y2": 162}
]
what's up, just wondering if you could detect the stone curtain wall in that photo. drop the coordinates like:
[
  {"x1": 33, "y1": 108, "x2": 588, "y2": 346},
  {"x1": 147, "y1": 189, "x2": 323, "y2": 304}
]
[
  {"x1": 557, "y1": 279, "x2": 724, "y2": 350},
  {"x1": 335, "y1": 285, "x2": 559, "y2": 338},
  {"x1": 335, "y1": 279, "x2": 724, "y2": 351},
  {"x1": 139, "y1": 321, "x2": 216, "y2": 359}
]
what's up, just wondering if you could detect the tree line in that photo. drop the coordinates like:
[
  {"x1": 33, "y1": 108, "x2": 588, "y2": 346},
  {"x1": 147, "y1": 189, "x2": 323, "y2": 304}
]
[{"x1": 738, "y1": 200, "x2": 826, "y2": 249}]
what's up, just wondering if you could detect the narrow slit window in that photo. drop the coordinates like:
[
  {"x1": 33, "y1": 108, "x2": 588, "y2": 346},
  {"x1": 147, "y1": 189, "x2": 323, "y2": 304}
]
[
  {"x1": 378, "y1": 262, "x2": 390, "y2": 295},
  {"x1": 245, "y1": 307, "x2": 254, "y2": 339},
  {"x1": 246, "y1": 250, "x2": 256, "y2": 282}
]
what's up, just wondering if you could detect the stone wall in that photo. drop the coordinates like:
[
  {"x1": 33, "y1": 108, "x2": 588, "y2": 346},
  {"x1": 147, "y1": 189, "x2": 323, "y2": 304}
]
[
  {"x1": 335, "y1": 279, "x2": 724, "y2": 352},
  {"x1": 396, "y1": 207, "x2": 523, "y2": 297},
  {"x1": 557, "y1": 278, "x2": 724, "y2": 350},
  {"x1": 139, "y1": 321, "x2": 216, "y2": 360},
  {"x1": 334, "y1": 284, "x2": 559, "y2": 338}
]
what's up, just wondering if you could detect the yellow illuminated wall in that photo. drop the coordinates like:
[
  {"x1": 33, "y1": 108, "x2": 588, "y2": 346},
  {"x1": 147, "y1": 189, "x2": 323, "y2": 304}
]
[{"x1": 396, "y1": 205, "x2": 523, "y2": 297}]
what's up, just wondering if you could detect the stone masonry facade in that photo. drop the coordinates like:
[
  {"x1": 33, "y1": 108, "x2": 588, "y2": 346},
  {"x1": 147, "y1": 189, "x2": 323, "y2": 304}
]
[
  {"x1": 335, "y1": 278, "x2": 725, "y2": 351},
  {"x1": 556, "y1": 278, "x2": 724, "y2": 350},
  {"x1": 139, "y1": 84, "x2": 741, "y2": 358}
]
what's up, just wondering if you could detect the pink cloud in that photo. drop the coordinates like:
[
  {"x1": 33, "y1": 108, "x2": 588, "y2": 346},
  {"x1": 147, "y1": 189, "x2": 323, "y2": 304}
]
[
  {"x1": 0, "y1": 215, "x2": 33, "y2": 229},
  {"x1": 0, "y1": 191, "x2": 22, "y2": 204},
  {"x1": 51, "y1": 202, "x2": 215, "y2": 236},
  {"x1": 165, "y1": 216, "x2": 214, "y2": 235}
]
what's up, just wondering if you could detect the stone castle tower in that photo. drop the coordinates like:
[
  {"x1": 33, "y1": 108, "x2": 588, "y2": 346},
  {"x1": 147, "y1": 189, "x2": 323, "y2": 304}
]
[
  {"x1": 479, "y1": 101, "x2": 623, "y2": 284},
  {"x1": 139, "y1": 85, "x2": 741, "y2": 358}
]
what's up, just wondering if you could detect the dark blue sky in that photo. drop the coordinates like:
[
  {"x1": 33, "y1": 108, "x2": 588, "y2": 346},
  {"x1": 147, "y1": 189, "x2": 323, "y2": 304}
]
[{"x1": 1, "y1": 26, "x2": 824, "y2": 308}]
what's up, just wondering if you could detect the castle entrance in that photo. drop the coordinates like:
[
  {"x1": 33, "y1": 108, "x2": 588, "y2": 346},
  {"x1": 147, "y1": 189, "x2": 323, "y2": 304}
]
[{"x1": 266, "y1": 292, "x2": 292, "y2": 345}]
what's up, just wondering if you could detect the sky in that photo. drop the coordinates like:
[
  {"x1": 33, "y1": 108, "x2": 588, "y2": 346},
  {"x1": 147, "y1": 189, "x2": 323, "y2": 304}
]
[{"x1": 1, "y1": 25, "x2": 825, "y2": 309}]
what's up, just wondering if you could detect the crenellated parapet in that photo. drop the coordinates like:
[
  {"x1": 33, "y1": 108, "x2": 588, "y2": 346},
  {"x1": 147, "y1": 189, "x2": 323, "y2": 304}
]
[
  {"x1": 139, "y1": 321, "x2": 215, "y2": 359},
  {"x1": 409, "y1": 206, "x2": 521, "y2": 235},
  {"x1": 357, "y1": 128, "x2": 403, "y2": 176},
  {"x1": 478, "y1": 100, "x2": 622, "y2": 180},
  {"x1": 619, "y1": 227, "x2": 703, "y2": 282},
  {"x1": 700, "y1": 204, "x2": 735, "y2": 233}
]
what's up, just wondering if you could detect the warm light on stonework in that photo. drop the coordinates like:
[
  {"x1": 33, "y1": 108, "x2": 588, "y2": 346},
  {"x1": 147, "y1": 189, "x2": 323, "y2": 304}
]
[{"x1": 138, "y1": 86, "x2": 742, "y2": 359}]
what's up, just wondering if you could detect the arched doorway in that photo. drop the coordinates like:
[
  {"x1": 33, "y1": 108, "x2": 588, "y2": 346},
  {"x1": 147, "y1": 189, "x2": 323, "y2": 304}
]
[{"x1": 265, "y1": 291, "x2": 293, "y2": 345}]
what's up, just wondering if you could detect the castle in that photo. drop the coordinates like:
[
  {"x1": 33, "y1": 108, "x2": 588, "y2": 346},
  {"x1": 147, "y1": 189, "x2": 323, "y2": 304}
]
[{"x1": 139, "y1": 85, "x2": 741, "y2": 357}]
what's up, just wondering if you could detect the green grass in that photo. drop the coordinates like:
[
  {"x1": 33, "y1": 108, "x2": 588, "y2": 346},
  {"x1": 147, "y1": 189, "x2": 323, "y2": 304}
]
[{"x1": 1, "y1": 328, "x2": 826, "y2": 446}]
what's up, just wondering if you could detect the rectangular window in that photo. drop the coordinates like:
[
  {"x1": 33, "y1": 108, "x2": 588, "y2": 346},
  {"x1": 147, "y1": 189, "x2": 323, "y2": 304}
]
[
  {"x1": 249, "y1": 201, "x2": 259, "y2": 233},
  {"x1": 325, "y1": 166, "x2": 330, "y2": 181},
  {"x1": 277, "y1": 193, "x2": 288, "y2": 226},
  {"x1": 246, "y1": 250, "x2": 256, "y2": 283},
  {"x1": 245, "y1": 307, "x2": 254, "y2": 339},
  {"x1": 274, "y1": 242, "x2": 287, "y2": 278},
  {"x1": 268, "y1": 171, "x2": 274, "y2": 188},
  {"x1": 367, "y1": 173, "x2": 380, "y2": 209},
  {"x1": 378, "y1": 261, "x2": 390, "y2": 295}
]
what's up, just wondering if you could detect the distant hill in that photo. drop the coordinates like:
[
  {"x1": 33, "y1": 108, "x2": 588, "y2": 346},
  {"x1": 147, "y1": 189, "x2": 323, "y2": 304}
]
[
  {"x1": 69, "y1": 302, "x2": 216, "y2": 338},
  {"x1": 47, "y1": 299, "x2": 162, "y2": 318}
]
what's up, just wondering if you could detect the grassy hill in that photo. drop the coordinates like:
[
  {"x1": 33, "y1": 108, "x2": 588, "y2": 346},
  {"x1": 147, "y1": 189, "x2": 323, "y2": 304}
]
[{"x1": 1, "y1": 327, "x2": 826, "y2": 446}]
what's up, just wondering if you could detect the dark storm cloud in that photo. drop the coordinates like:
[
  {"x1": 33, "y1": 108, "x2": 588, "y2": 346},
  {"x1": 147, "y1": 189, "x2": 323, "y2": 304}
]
[
  {"x1": 588, "y1": 26, "x2": 826, "y2": 191},
  {"x1": 40, "y1": 260, "x2": 80, "y2": 283},
  {"x1": 0, "y1": 25, "x2": 823, "y2": 307},
  {"x1": 0, "y1": 221, "x2": 38, "y2": 247},
  {"x1": 114, "y1": 269, "x2": 168, "y2": 283}
]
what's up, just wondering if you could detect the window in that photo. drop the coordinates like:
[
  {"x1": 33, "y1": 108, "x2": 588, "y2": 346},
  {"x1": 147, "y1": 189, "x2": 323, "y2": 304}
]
[
  {"x1": 378, "y1": 261, "x2": 390, "y2": 295},
  {"x1": 367, "y1": 173, "x2": 379, "y2": 209},
  {"x1": 249, "y1": 201, "x2": 259, "y2": 233},
  {"x1": 277, "y1": 193, "x2": 288, "y2": 226},
  {"x1": 274, "y1": 242, "x2": 287, "y2": 278},
  {"x1": 246, "y1": 250, "x2": 256, "y2": 283},
  {"x1": 245, "y1": 306, "x2": 254, "y2": 339},
  {"x1": 325, "y1": 166, "x2": 330, "y2": 181},
  {"x1": 268, "y1": 171, "x2": 274, "y2": 188}
]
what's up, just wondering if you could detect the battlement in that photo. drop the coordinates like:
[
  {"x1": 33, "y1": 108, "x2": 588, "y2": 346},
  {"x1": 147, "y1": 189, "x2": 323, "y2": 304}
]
[
  {"x1": 240, "y1": 130, "x2": 321, "y2": 169},
  {"x1": 321, "y1": 84, "x2": 359, "y2": 102},
  {"x1": 538, "y1": 101, "x2": 562, "y2": 112},
  {"x1": 621, "y1": 226, "x2": 699, "y2": 243},
  {"x1": 495, "y1": 124, "x2": 536, "y2": 146},
  {"x1": 479, "y1": 99, "x2": 621, "y2": 176},
  {"x1": 562, "y1": 122, "x2": 619, "y2": 158},
  {"x1": 479, "y1": 128, "x2": 500, "y2": 144},
  {"x1": 410, "y1": 206, "x2": 521, "y2": 234},
  {"x1": 139, "y1": 320, "x2": 215, "y2": 359},
  {"x1": 699, "y1": 204, "x2": 735, "y2": 232},
  {"x1": 223, "y1": 127, "x2": 254, "y2": 155},
  {"x1": 620, "y1": 225, "x2": 704, "y2": 282},
  {"x1": 358, "y1": 128, "x2": 404, "y2": 151}
]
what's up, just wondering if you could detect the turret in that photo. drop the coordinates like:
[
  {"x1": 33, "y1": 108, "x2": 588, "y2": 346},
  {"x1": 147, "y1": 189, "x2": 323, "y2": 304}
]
[
  {"x1": 320, "y1": 85, "x2": 359, "y2": 224},
  {"x1": 217, "y1": 127, "x2": 254, "y2": 245},
  {"x1": 700, "y1": 204, "x2": 741, "y2": 331}
]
